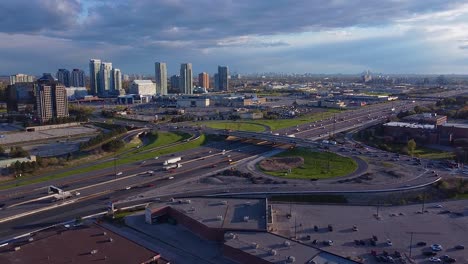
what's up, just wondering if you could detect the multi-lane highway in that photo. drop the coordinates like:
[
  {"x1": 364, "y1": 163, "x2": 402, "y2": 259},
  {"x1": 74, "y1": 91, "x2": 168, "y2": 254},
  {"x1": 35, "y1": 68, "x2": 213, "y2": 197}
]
[{"x1": 0, "y1": 91, "x2": 465, "y2": 240}]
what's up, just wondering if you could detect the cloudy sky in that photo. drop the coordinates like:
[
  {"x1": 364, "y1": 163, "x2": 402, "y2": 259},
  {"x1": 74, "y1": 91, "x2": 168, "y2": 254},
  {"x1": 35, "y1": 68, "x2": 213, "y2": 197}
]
[{"x1": 1, "y1": 0, "x2": 468, "y2": 76}]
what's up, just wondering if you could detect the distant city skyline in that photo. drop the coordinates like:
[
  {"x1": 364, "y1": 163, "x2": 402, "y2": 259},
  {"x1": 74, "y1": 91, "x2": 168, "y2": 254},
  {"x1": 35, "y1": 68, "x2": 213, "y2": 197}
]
[{"x1": 1, "y1": 1, "x2": 468, "y2": 75}]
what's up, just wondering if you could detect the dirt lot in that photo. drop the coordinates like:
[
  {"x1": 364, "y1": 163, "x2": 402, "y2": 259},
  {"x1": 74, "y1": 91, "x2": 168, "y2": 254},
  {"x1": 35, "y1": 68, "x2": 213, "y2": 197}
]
[{"x1": 259, "y1": 156, "x2": 304, "y2": 171}]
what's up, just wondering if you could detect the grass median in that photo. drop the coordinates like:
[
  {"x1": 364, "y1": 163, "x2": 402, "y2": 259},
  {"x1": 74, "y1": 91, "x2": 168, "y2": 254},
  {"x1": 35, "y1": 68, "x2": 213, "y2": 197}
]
[
  {"x1": 259, "y1": 148, "x2": 357, "y2": 180},
  {"x1": 195, "y1": 121, "x2": 266, "y2": 132}
]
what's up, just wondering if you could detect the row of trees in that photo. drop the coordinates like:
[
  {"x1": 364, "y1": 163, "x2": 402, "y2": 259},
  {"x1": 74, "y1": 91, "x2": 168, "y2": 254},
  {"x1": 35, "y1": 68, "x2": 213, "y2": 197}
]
[
  {"x1": 0, "y1": 146, "x2": 30, "y2": 158},
  {"x1": 79, "y1": 126, "x2": 127, "y2": 150}
]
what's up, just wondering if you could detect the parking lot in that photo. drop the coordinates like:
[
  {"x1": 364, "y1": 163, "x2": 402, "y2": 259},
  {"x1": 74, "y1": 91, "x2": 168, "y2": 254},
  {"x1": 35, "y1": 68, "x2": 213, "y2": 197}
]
[
  {"x1": 271, "y1": 200, "x2": 467, "y2": 263},
  {"x1": 0, "y1": 126, "x2": 97, "y2": 145}
]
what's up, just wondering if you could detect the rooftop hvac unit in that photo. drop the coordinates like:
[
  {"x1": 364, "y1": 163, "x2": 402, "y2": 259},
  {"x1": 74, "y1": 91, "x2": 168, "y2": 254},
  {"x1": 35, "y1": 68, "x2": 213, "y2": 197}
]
[
  {"x1": 251, "y1": 242, "x2": 259, "y2": 249},
  {"x1": 216, "y1": 215, "x2": 224, "y2": 221},
  {"x1": 287, "y1": 256, "x2": 296, "y2": 263},
  {"x1": 184, "y1": 199, "x2": 192, "y2": 204},
  {"x1": 283, "y1": 241, "x2": 291, "y2": 247},
  {"x1": 224, "y1": 233, "x2": 236, "y2": 240},
  {"x1": 269, "y1": 249, "x2": 277, "y2": 256},
  {"x1": 90, "y1": 249, "x2": 98, "y2": 255},
  {"x1": 243, "y1": 216, "x2": 249, "y2": 222}
]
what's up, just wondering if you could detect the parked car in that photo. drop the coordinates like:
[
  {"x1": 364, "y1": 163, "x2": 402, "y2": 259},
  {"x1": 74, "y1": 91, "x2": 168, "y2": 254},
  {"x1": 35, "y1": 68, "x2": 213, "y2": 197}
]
[
  {"x1": 454, "y1": 244, "x2": 464, "y2": 250},
  {"x1": 431, "y1": 244, "x2": 443, "y2": 251}
]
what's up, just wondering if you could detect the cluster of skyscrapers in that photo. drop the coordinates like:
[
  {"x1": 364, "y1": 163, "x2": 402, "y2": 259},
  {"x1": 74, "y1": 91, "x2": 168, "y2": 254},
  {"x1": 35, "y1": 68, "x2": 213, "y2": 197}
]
[
  {"x1": 155, "y1": 62, "x2": 229, "y2": 95},
  {"x1": 89, "y1": 59, "x2": 122, "y2": 96}
]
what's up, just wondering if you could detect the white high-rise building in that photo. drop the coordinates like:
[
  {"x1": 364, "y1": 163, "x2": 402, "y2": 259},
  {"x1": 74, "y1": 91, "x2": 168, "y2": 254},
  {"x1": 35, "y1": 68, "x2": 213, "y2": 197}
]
[
  {"x1": 112, "y1": 68, "x2": 122, "y2": 91},
  {"x1": 99, "y1": 62, "x2": 113, "y2": 95},
  {"x1": 89, "y1": 59, "x2": 101, "y2": 95},
  {"x1": 155, "y1": 62, "x2": 167, "y2": 95},
  {"x1": 179, "y1": 63, "x2": 193, "y2": 95},
  {"x1": 9, "y1": 73, "x2": 34, "y2": 85}
]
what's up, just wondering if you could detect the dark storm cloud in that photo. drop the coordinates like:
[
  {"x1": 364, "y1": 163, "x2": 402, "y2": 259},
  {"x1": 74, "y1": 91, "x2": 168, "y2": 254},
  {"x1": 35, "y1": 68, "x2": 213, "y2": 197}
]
[
  {"x1": 69, "y1": 0, "x2": 464, "y2": 48},
  {"x1": 0, "y1": 0, "x2": 81, "y2": 33},
  {"x1": 0, "y1": 0, "x2": 463, "y2": 47}
]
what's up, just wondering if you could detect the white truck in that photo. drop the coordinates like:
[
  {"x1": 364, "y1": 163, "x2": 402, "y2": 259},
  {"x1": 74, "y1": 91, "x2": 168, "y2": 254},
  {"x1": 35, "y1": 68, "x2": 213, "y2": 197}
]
[
  {"x1": 53, "y1": 191, "x2": 72, "y2": 201},
  {"x1": 163, "y1": 163, "x2": 182, "y2": 170},
  {"x1": 163, "y1": 157, "x2": 182, "y2": 166}
]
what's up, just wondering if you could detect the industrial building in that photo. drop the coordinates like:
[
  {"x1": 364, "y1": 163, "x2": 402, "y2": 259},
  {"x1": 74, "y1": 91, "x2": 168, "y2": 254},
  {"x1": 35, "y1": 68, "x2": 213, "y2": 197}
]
[
  {"x1": 0, "y1": 223, "x2": 168, "y2": 264},
  {"x1": 142, "y1": 197, "x2": 358, "y2": 264}
]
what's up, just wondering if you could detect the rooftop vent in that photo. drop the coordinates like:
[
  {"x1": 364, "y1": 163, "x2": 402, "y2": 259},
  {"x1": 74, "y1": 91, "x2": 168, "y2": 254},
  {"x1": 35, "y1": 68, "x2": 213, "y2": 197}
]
[
  {"x1": 216, "y1": 215, "x2": 224, "y2": 221},
  {"x1": 243, "y1": 216, "x2": 249, "y2": 222},
  {"x1": 90, "y1": 249, "x2": 98, "y2": 255},
  {"x1": 283, "y1": 241, "x2": 291, "y2": 247},
  {"x1": 269, "y1": 249, "x2": 277, "y2": 256},
  {"x1": 251, "y1": 242, "x2": 259, "y2": 249},
  {"x1": 225, "y1": 233, "x2": 236, "y2": 240},
  {"x1": 287, "y1": 256, "x2": 296, "y2": 263}
]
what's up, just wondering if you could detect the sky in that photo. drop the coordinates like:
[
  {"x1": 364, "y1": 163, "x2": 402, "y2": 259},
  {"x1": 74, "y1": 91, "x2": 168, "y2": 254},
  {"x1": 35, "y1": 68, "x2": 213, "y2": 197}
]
[{"x1": 1, "y1": 0, "x2": 468, "y2": 76}]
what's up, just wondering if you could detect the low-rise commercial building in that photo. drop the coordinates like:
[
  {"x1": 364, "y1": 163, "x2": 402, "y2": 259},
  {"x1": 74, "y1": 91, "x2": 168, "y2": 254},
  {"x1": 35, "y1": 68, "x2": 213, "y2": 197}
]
[{"x1": 176, "y1": 96, "x2": 210, "y2": 107}]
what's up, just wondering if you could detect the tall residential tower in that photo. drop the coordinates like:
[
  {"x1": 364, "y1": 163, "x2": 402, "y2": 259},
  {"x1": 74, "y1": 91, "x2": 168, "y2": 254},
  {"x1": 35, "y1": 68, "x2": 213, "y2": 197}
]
[
  {"x1": 89, "y1": 59, "x2": 101, "y2": 95},
  {"x1": 179, "y1": 63, "x2": 193, "y2": 94},
  {"x1": 217, "y1": 65, "x2": 229, "y2": 91},
  {"x1": 70, "y1": 69, "x2": 85, "y2": 87},
  {"x1": 198, "y1": 72, "x2": 209, "y2": 89},
  {"x1": 155, "y1": 62, "x2": 167, "y2": 95},
  {"x1": 99, "y1": 62, "x2": 113, "y2": 95}
]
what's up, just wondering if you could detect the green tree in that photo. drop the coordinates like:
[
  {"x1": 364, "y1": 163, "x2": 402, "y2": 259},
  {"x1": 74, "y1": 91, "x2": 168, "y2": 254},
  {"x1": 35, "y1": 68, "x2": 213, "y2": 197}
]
[{"x1": 407, "y1": 139, "x2": 417, "y2": 156}]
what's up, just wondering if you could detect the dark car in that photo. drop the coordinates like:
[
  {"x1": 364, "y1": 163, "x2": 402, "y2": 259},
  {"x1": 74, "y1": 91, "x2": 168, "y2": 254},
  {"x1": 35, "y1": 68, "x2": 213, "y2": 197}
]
[
  {"x1": 454, "y1": 244, "x2": 464, "y2": 250},
  {"x1": 422, "y1": 251, "x2": 437, "y2": 256},
  {"x1": 417, "y1": 241, "x2": 427, "y2": 246}
]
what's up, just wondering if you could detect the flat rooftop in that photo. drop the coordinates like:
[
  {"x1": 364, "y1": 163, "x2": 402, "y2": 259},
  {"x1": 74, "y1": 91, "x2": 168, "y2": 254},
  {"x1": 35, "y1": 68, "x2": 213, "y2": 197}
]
[
  {"x1": 225, "y1": 231, "x2": 319, "y2": 263},
  {"x1": 224, "y1": 231, "x2": 356, "y2": 264},
  {"x1": 440, "y1": 122, "x2": 468, "y2": 129},
  {"x1": 158, "y1": 197, "x2": 267, "y2": 230},
  {"x1": 383, "y1": 121, "x2": 435, "y2": 129},
  {"x1": 0, "y1": 126, "x2": 97, "y2": 145},
  {"x1": 0, "y1": 223, "x2": 164, "y2": 264}
]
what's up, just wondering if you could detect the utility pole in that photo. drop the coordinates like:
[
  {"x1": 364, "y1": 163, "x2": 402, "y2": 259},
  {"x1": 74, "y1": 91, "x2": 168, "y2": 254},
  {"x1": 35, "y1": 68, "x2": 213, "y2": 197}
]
[
  {"x1": 421, "y1": 192, "x2": 426, "y2": 213},
  {"x1": 406, "y1": 231, "x2": 440, "y2": 258}
]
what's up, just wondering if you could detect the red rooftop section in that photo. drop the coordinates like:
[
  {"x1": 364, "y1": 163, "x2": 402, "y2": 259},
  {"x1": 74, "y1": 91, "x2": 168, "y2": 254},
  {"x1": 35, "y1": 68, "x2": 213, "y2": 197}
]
[{"x1": 0, "y1": 222, "x2": 168, "y2": 264}]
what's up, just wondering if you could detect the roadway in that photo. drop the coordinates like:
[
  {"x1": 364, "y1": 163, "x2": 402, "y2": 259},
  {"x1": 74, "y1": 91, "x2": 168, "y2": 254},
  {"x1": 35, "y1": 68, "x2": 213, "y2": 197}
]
[{"x1": 0, "y1": 91, "x2": 465, "y2": 240}]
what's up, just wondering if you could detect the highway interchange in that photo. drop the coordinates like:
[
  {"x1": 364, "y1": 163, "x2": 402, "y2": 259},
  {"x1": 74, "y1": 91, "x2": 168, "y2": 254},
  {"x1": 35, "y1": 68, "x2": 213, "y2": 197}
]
[{"x1": 0, "y1": 92, "x2": 466, "y2": 242}]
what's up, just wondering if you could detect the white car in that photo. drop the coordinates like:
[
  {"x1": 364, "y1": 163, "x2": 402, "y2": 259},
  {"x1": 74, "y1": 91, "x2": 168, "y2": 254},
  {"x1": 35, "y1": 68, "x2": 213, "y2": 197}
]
[
  {"x1": 386, "y1": 239, "x2": 393, "y2": 246},
  {"x1": 116, "y1": 172, "x2": 123, "y2": 176},
  {"x1": 154, "y1": 156, "x2": 159, "y2": 160},
  {"x1": 429, "y1": 257, "x2": 441, "y2": 262},
  {"x1": 168, "y1": 176, "x2": 174, "y2": 180},
  {"x1": 431, "y1": 244, "x2": 443, "y2": 251},
  {"x1": 434, "y1": 204, "x2": 443, "y2": 208}
]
